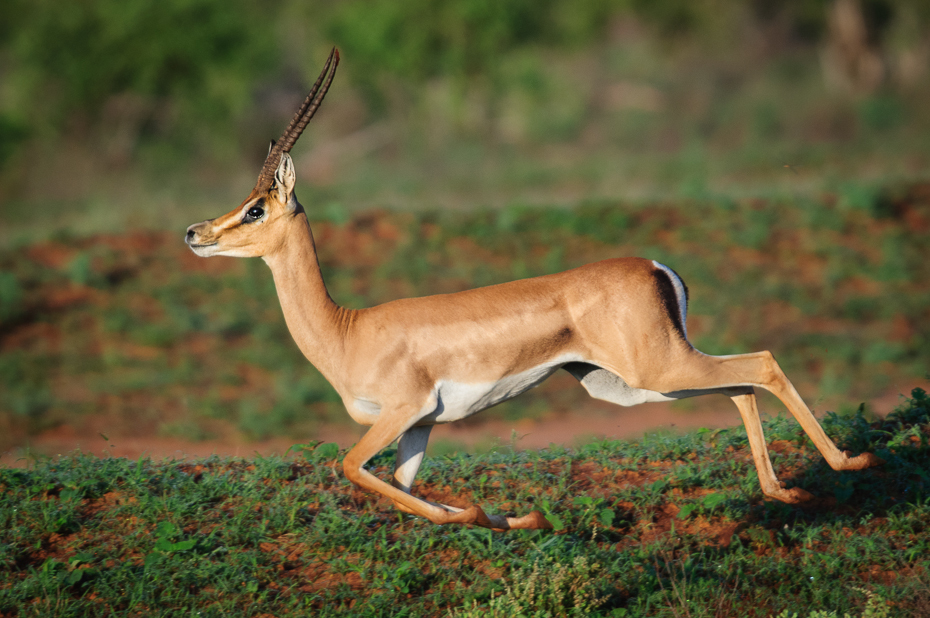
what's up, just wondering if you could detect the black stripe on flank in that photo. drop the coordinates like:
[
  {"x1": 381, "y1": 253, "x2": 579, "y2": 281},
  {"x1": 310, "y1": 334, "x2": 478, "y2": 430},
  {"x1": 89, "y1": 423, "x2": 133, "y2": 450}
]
[{"x1": 653, "y1": 267, "x2": 687, "y2": 341}]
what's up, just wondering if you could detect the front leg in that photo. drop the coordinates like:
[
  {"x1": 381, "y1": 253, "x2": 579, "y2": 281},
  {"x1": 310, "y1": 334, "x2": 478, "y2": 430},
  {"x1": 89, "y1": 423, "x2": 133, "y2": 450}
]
[
  {"x1": 343, "y1": 404, "x2": 552, "y2": 530},
  {"x1": 391, "y1": 425, "x2": 436, "y2": 515},
  {"x1": 393, "y1": 425, "x2": 433, "y2": 494}
]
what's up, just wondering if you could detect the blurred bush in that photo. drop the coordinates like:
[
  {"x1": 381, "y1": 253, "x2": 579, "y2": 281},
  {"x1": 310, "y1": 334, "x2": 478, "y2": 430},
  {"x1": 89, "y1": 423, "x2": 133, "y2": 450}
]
[
  {"x1": 326, "y1": 0, "x2": 613, "y2": 101},
  {"x1": 0, "y1": 0, "x2": 929, "y2": 214},
  {"x1": 0, "y1": 0, "x2": 279, "y2": 162}
]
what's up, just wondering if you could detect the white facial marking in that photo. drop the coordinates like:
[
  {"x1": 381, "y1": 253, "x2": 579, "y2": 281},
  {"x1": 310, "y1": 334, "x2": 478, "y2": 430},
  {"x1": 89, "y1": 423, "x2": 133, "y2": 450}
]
[
  {"x1": 189, "y1": 243, "x2": 220, "y2": 257},
  {"x1": 239, "y1": 198, "x2": 265, "y2": 220}
]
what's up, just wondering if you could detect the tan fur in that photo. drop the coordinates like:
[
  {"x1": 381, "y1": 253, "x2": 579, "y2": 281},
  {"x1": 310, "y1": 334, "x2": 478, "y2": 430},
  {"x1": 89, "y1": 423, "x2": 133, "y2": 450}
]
[{"x1": 185, "y1": 70, "x2": 881, "y2": 531}]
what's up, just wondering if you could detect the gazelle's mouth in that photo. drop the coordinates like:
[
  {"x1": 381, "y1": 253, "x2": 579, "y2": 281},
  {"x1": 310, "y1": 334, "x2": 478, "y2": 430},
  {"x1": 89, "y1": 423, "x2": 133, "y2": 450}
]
[{"x1": 186, "y1": 241, "x2": 219, "y2": 257}]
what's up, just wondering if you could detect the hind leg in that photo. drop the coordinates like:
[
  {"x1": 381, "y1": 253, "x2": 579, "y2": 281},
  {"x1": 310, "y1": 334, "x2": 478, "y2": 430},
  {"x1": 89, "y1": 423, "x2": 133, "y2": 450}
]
[
  {"x1": 731, "y1": 388, "x2": 813, "y2": 503},
  {"x1": 625, "y1": 348, "x2": 881, "y2": 501},
  {"x1": 689, "y1": 351, "x2": 881, "y2": 472}
]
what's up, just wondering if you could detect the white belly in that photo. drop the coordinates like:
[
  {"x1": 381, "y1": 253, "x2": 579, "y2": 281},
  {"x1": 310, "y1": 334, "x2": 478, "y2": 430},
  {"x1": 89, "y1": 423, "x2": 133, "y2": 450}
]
[
  {"x1": 421, "y1": 354, "x2": 582, "y2": 424},
  {"x1": 568, "y1": 365, "x2": 678, "y2": 406}
]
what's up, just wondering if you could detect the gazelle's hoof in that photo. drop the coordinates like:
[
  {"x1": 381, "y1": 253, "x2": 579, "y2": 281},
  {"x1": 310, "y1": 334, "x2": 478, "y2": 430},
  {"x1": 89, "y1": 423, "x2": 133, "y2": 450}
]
[
  {"x1": 438, "y1": 505, "x2": 553, "y2": 530},
  {"x1": 841, "y1": 451, "x2": 884, "y2": 471},
  {"x1": 507, "y1": 510, "x2": 554, "y2": 530},
  {"x1": 768, "y1": 486, "x2": 815, "y2": 504}
]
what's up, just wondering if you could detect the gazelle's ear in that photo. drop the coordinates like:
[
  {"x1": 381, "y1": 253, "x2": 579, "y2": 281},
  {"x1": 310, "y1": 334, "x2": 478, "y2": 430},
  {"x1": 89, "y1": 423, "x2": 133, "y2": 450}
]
[
  {"x1": 267, "y1": 140, "x2": 276, "y2": 155},
  {"x1": 274, "y1": 152, "x2": 296, "y2": 208}
]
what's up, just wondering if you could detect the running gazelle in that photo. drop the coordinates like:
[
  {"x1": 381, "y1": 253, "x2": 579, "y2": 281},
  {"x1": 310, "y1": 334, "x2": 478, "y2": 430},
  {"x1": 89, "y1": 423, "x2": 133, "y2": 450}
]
[{"x1": 185, "y1": 49, "x2": 881, "y2": 530}]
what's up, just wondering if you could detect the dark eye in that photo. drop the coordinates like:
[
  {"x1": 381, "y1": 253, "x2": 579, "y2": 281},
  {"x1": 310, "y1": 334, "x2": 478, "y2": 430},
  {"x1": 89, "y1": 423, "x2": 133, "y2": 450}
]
[{"x1": 245, "y1": 206, "x2": 264, "y2": 221}]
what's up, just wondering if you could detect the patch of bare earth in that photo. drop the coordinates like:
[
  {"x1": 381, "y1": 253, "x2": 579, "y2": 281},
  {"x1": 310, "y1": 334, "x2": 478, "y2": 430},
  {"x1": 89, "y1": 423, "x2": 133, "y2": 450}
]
[{"x1": 5, "y1": 380, "x2": 924, "y2": 467}]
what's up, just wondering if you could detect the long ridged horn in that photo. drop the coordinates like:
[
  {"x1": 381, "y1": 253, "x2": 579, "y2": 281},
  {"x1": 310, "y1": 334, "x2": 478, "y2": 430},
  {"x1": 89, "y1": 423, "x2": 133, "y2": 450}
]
[{"x1": 254, "y1": 47, "x2": 339, "y2": 192}]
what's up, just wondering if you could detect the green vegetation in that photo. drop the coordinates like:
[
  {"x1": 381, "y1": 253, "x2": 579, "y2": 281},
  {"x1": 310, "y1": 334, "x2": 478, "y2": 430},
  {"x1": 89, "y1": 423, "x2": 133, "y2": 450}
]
[
  {"x1": 1, "y1": 389, "x2": 928, "y2": 616},
  {"x1": 1, "y1": 7, "x2": 928, "y2": 611},
  {"x1": 1, "y1": 5, "x2": 927, "y2": 617},
  {"x1": 3, "y1": 0, "x2": 930, "y2": 244}
]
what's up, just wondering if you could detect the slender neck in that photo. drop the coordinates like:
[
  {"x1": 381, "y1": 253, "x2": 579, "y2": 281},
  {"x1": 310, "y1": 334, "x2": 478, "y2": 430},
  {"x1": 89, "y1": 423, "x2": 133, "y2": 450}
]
[{"x1": 261, "y1": 212, "x2": 348, "y2": 385}]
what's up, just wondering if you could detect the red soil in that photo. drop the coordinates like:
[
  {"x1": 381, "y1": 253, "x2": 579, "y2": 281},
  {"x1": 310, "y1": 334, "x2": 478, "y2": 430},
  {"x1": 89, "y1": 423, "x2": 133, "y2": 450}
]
[{"x1": 4, "y1": 379, "x2": 922, "y2": 467}]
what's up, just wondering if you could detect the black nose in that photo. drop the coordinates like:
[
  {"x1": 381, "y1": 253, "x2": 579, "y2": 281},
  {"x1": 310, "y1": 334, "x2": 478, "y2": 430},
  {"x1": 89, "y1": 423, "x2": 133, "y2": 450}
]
[{"x1": 186, "y1": 229, "x2": 196, "y2": 243}]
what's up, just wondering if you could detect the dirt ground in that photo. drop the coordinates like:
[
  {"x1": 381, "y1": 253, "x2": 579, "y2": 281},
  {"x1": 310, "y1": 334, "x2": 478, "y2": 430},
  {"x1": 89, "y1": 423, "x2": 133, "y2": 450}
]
[{"x1": 4, "y1": 378, "x2": 922, "y2": 467}]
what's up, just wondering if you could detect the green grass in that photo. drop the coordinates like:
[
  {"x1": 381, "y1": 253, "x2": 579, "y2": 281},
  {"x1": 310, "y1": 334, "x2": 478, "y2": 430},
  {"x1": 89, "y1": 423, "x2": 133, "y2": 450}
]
[{"x1": 1, "y1": 389, "x2": 928, "y2": 616}]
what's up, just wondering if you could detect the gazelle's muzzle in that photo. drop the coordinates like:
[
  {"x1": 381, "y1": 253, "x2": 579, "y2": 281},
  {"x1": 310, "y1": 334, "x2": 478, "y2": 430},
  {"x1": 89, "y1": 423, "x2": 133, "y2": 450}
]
[{"x1": 185, "y1": 220, "x2": 218, "y2": 256}]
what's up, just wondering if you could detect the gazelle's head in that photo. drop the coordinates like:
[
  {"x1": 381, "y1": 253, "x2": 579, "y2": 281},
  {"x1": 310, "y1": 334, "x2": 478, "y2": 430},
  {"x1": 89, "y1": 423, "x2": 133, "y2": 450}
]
[{"x1": 186, "y1": 49, "x2": 339, "y2": 258}]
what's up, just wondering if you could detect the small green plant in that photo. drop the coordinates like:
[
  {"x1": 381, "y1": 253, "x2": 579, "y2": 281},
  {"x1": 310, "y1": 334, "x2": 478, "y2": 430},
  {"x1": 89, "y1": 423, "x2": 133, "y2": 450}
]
[
  {"x1": 0, "y1": 272, "x2": 23, "y2": 322},
  {"x1": 772, "y1": 587, "x2": 891, "y2": 618},
  {"x1": 572, "y1": 495, "x2": 616, "y2": 529},
  {"x1": 538, "y1": 498, "x2": 565, "y2": 531},
  {"x1": 67, "y1": 252, "x2": 94, "y2": 287},
  {"x1": 676, "y1": 491, "x2": 728, "y2": 520},
  {"x1": 453, "y1": 556, "x2": 608, "y2": 618},
  {"x1": 148, "y1": 521, "x2": 197, "y2": 555}
]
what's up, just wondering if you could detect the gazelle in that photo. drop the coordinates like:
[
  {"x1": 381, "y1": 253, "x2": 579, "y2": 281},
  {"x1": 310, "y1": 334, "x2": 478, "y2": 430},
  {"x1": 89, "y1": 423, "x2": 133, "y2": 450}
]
[{"x1": 186, "y1": 49, "x2": 881, "y2": 530}]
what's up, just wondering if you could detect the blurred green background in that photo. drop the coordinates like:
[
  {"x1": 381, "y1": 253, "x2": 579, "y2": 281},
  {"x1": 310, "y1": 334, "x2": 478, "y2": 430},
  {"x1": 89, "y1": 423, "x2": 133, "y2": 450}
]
[{"x1": 0, "y1": 0, "x2": 928, "y2": 457}]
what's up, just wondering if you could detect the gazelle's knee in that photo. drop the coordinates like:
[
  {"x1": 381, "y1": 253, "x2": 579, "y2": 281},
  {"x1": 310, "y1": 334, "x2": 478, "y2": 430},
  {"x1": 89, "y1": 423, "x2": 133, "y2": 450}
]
[
  {"x1": 753, "y1": 350, "x2": 785, "y2": 388},
  {"x1": 342, "y1": 456, "x2": 364, "y2": 485},
  {"x1": 756, "y1": 349, "x2": 776, "y2": 368}
]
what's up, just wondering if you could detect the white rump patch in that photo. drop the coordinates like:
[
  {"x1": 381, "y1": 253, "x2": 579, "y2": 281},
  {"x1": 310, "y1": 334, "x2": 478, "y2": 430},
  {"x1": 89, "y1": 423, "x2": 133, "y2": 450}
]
[{"x1": 652, "y1": 260, "x2": 688, "y2": 339}]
